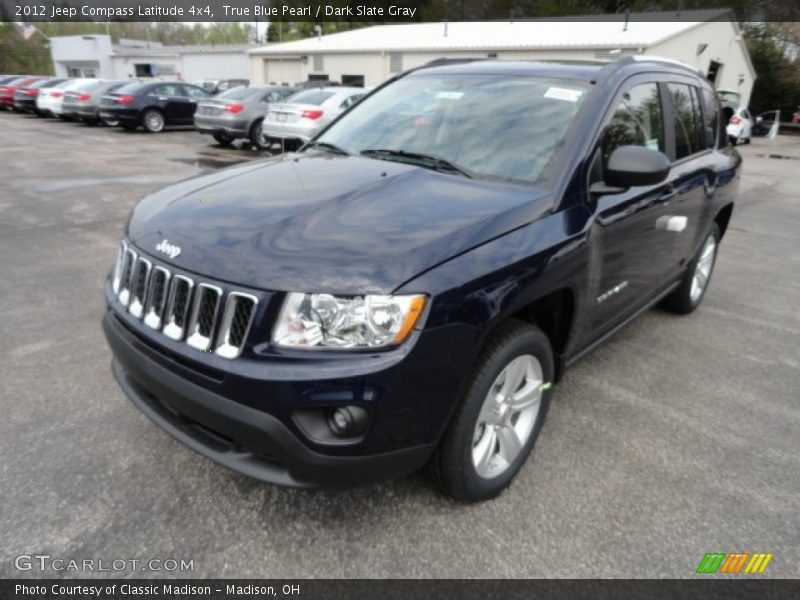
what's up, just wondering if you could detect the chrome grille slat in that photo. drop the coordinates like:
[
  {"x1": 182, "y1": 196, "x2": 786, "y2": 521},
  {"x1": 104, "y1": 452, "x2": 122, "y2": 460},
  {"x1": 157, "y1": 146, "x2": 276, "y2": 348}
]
[
  {"x1": 117, "y1": 247, "x2": 137, "y2": 306},
  {"x1": 111, "y1": 241, "x2": 127, "y2": 294},
  {"x1": 215, "y1": 293, "x2": 258, "y2": 359},
  {"x1": 143, "y1": 266, "x2": 170, "y2": 330},
  {"x1": 163, "y1": 275, "x2": 194, "y2": 341},
  {"x1": 128, "y1": 257, "x2": 152, "y2": 318},
  {"x1": 186, "y1": 284, "x2": 222, "y2": 351}
]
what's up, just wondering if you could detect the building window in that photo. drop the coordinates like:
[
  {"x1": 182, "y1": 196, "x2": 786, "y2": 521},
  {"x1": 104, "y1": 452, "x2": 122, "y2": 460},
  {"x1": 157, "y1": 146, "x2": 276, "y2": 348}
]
[
  {"x1": 707, "y1": 61, "x2": 723, "y2": 86},
  {"x1": 312, "y1": 54, "x2": 324, "y2": 72},
  {"x1": 342, "y1": 74, "x2": 365, "y2": 87},
  {"x1": 389, "y1": 53, "x2": 403, "y2": 73}
]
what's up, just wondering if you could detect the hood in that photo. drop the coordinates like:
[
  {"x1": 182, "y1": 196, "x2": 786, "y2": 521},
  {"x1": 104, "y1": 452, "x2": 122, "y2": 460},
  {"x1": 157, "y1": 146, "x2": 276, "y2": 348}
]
[{"x1": 127, "y1": 153, "x2": 552, "y2": 294}]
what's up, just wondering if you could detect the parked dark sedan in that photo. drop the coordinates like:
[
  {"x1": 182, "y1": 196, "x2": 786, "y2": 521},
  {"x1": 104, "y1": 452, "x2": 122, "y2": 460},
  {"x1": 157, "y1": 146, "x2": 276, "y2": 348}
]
[
  {"x1": 99, "y1": 81, "x2": 209, "y2": 132},
  {"x1": 194, "y1": 85, "x2": 297, "y2": 149}
]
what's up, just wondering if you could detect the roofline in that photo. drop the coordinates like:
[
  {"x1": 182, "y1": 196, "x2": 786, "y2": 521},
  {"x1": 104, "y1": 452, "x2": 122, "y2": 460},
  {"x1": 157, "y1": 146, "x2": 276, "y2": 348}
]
[{"x1": 249, "y1": 42, "x2": 652, "y2": 56}]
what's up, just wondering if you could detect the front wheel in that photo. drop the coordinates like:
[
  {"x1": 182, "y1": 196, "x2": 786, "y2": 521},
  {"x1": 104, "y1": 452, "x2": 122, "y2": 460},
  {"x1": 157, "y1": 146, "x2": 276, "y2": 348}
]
[
  {"x1": 429, "y1": 320, "x2": 553, "y2": 502},
  {"x1": 142, "y1": 109, "x2": 165, "y2": 133},
  {"x1": 662, "y1": 223, "x2": 720, "y2": 314}
]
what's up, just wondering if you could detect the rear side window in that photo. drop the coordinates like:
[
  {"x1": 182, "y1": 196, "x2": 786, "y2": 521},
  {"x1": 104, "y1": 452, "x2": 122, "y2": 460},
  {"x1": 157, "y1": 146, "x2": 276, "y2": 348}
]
[
  {"x1": 667, "y1": 83, "x2": 704, "y2": 160},
  {"x1": 286, "y1": 90, "x2": 334, "y2": 105},
  {"x1": 183, "y1": 85, "x2": 208, "y2": 99},
  {"x1": 700, "y1": 87, "x2": 721, "y2": 149},
  {"x1": 114, "y1": 82, "x2": 145, "y2": 95},
  {"x1": 153, "y1": 84, "x2": 182, "y2": 97},
  {"x1": 601, "y1": 82, "x2": 664, "y2": 164}
]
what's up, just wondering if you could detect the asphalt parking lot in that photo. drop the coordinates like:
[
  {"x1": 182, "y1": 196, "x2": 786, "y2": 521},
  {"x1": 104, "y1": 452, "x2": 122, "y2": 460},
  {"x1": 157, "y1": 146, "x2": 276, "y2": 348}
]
[{"x1": 1, "y1": 112, "x2": 798, "y2": 579}]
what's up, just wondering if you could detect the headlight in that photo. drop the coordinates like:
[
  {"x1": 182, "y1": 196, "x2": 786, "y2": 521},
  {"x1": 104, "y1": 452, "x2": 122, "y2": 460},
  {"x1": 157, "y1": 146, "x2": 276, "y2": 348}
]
[{"x1": 273, "y1": 293, "x2": 427, "y2": 349}]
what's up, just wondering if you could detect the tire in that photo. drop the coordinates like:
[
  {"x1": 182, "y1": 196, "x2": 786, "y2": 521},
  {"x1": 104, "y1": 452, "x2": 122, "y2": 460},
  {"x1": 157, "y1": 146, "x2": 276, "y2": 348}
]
[
  {"x1": 662, "y1": 223, "x2": 720, "y2": 314},
  {"x1": 142, "y1": 109, "x2": 165, "y2": 133},
  {"x1": 249, "y1": 119, "x2": 269, "y2": 150},
  {"x1": 429, "y1": 320, "x2": 554, "y2": 502},
  {"x1": 728, "y1": 135, "x2": 738, "y2": 146},
  {"x1": 213, "y1": 133, "x2": 233, "y2": 147}
]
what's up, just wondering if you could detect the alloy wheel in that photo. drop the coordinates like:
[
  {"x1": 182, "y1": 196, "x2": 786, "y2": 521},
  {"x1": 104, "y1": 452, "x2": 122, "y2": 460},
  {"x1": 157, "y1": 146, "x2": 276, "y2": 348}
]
[
  {"x1": 690, "y1": 235, "x2": 717, "y2": 303},
  {"x1": 472, "y1": 354, "x2": 544, "y2": 479}
]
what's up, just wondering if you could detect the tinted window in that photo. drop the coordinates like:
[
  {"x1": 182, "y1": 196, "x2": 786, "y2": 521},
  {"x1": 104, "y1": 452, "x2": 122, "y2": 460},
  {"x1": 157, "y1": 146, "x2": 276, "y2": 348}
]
[
  {"x1": 668, "y1": 83, "x2": 703, "y2": 160},
  {"x1": 340, "y1": 94, "x2": 365, "y2": 109},
  {"x1": 601, "y1": 82, "x2": 664, "y2": 164},
  {"x1": 286, "y1": 89, "x2": 335, "y2": 106},
  {"x1": 183, "y1": 85, "x2": 208, "y2": 99},
  {"x1": 318, "y1": 73, "x2": 590, "y2": 185},
  {"x1": 700, "y1": 87, "x2": 720, "y2": 149},
  {"x1": 152, "y1": 84, "x2": 182, "y2": 97}
]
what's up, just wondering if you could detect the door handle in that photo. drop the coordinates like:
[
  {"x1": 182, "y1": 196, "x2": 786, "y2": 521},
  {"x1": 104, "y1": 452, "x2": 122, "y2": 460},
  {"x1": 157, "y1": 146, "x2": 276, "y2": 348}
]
[
  {"x1": 655, "y1": 215, "x2": 688, "y2": 232},
  {"x1": 658, "y1": 188, "x2": 677, "y2": 203}
]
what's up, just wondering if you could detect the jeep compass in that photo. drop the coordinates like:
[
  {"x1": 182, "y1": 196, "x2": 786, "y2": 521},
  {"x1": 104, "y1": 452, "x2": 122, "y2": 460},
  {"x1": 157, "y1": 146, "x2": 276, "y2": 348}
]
[{"x1": 103, "y1": 58, "x2": 740, "y2": 502}]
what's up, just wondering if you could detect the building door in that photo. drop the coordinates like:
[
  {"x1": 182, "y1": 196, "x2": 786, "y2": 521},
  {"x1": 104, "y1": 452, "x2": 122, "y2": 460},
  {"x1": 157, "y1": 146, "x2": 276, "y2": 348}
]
[{"x1": 706, "y1": 61, "x2": 722, "y2": 86}]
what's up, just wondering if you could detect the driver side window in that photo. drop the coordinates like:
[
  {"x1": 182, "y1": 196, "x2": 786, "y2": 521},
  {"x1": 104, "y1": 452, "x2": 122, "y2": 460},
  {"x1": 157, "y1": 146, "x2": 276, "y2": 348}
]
[{"x1": 601, "y1": 82, "x2": 664, "y2": 167}]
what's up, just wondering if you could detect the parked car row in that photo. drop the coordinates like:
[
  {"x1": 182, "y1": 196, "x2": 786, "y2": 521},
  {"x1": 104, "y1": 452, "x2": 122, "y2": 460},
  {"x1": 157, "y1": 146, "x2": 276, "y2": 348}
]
[{"x1": 2, "y1": 74, "x2": 371, "y2": 154}]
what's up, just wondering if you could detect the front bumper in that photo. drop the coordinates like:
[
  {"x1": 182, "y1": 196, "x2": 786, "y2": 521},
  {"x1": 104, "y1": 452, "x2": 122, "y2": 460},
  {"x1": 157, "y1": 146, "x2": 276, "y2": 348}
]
[{"x1": 104, "y1": 311, "x2": 435, "y2": 487}]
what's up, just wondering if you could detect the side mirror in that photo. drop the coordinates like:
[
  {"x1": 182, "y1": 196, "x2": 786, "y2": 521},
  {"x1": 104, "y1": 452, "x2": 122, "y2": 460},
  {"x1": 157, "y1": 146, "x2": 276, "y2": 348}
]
[{"x1": 604, "y1": 145, "x2": 671, "y2": 189}]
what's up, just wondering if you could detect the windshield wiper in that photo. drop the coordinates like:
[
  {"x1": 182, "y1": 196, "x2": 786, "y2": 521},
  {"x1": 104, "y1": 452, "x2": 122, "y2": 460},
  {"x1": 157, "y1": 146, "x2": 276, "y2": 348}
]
[
  {"x1": 360, "y1": 148, "x2": 473, "y2": 178},
  {"x1": 303, "y1": 141, "x2": 350, "y2": 155}
]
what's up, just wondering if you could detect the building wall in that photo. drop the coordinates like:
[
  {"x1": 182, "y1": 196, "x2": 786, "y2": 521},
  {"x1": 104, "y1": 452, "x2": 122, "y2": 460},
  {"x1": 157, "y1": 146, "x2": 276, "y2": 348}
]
[
  {"x1": 250, "y1": 21, "x2": 755, "y2": 104},
  {"x1": 50, "y1": 35, "x2": 114, "y2": 78},
  {"x1": 180, "y1": 53, "x2": 250, "y2": 82},
  {"x1": 649, "y1": 20, "x2": 754, "y2": 106},
  {"x1": 251, "y1": 48, "x2": 605, "y2": 87}
]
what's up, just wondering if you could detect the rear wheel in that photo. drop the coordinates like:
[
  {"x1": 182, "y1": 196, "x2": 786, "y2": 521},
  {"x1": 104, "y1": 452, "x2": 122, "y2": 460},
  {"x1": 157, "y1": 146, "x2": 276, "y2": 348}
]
[
  {"x1": 662, "y1": 223, "x2": 720, "y2": 314},
  {"x1": 429, "y1": 320, "x2": 553, "y2": 502},
  {"x1": 249, "y1": 120, "x2": 270, "y2": 150},
  {"x1": 142, "y1": 109, "x2": 165, "y2": 133},
  {"x1": 213, "y1": 133, "x2": 233, "y2": 147}
]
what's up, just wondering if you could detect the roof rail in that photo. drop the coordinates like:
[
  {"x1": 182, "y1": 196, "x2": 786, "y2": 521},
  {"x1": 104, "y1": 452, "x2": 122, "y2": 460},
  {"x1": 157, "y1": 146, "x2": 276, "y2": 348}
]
[
  {"x1": 617, "y1": 54, "x2": 704, "y2": 75},
  {"x1": 423, "y1": 57, "x2": 490, "y2": 68}
]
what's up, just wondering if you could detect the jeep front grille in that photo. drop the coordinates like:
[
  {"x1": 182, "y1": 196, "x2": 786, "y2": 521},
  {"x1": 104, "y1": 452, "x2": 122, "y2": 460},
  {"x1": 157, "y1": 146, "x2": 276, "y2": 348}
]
[
  {"x1": 186, "y1": 284, "x2": 222, "y2": 351},
  {"x1": 110, "y1": 242, "x2": 258, "y2": 359}
]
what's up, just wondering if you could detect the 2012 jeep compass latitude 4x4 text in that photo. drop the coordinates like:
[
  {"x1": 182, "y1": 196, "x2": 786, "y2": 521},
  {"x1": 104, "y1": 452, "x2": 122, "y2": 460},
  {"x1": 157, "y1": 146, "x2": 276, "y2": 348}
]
[{"x1": 103, "y1": 58, "x2": 740, "y2": 502}]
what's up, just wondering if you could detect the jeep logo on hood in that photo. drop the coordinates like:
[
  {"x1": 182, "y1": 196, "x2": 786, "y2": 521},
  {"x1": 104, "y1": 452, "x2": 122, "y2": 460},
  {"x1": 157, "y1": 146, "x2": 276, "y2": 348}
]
[{"x1": 155, "y1": 239, "x2": 181, "y2": 259}]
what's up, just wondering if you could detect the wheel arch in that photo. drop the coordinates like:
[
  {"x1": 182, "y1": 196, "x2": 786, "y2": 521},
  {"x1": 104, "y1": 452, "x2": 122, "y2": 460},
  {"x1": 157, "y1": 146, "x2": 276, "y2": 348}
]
[{"x1": 714, "y1": 203, "x2": 734, "y2": 239}]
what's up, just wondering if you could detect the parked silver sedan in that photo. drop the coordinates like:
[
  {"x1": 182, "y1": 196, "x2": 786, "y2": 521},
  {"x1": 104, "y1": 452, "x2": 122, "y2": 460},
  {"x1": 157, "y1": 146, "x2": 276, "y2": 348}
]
[
  {"x1": 194, "y1": 85, "x2": 297, "y2": 149},
  {"x1": 260, "y1": 87, "x2": 367, "y2": 150}
]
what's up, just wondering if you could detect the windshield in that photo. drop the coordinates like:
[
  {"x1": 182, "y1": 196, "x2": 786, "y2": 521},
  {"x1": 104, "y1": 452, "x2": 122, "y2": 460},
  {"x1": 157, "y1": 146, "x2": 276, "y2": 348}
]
[
  {"x1": 317, "y1": 73, "x2": 589, "y2": 184},
  {"x1": 285, "y1": 89, "x2": 335, "y2": 105}
]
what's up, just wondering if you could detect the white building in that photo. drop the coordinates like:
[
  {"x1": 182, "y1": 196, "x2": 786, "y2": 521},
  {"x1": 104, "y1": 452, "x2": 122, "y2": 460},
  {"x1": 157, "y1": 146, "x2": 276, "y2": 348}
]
[
  {"x1": 248, "y1": 10, "x2": 756, "y2": 105},
  {"x1": 50, "y1": 35, "x2": 255, "y2": 82}
]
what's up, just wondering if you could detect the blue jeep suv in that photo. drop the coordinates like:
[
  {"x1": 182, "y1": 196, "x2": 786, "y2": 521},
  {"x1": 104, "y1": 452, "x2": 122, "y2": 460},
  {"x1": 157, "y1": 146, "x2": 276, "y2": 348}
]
[{"x1": 103, "y1": 57, "x2": 740, "y2": 502}]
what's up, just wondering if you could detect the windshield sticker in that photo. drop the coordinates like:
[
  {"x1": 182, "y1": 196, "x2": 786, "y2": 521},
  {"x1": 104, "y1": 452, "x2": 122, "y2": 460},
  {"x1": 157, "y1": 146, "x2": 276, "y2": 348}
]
[
  {"x1": 435, "y1": 91, "x2": 464, "y2": 100},
  {"x1": 645, "y1": 139, "x2": 660, "y2": 151},
  {"x1": 544, "y1": 87, "x2": 584, "y2": 102}
]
